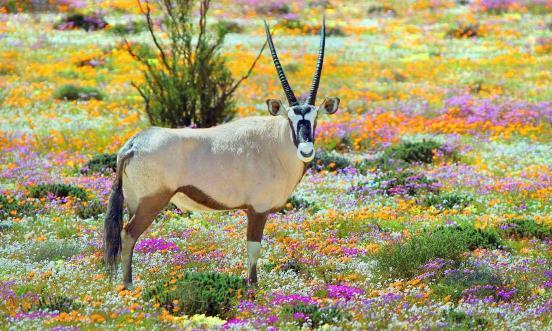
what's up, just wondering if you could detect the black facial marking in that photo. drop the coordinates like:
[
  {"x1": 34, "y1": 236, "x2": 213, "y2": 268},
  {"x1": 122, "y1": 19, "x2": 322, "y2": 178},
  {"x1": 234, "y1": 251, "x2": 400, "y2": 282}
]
[
  {"x1": 297, "y1": 120, "x2": 312, "y2": 143},
  {"x1": 293, "y1": 106, "x2": 312, "y2": 116}
]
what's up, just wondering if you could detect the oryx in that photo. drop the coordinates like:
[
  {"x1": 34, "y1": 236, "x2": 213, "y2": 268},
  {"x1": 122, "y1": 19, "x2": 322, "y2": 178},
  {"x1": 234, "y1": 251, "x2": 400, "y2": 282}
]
[{"x1": 104, "y1": 17, "x2": 340, "y2": 289}]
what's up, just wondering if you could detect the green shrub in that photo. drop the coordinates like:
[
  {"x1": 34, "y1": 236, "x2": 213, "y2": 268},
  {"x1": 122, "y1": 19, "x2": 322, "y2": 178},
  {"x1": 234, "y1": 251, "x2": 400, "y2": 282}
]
[
  {"x1": 385, "y1": 140, "x2": 442, "y2": 164},
  {"x1": 278, "y1": 18, "x2": 303, "y2": 30},
  {"x1": 432, "y1": 225, "x2": 502, "y2": 251},
  {"x1": 283, "y1": 195, "x2": 319, "y2": 213},
  {"x1": 281, "y1": 303, "x2": 348, "y2": 328},
  {"x1": 446, "y1": 23, "x2": 480, "y2": 39},
  {"x1": 433, "y1": 266, "x2": 503, "y2": 302},
  {"x1": 0, "y1": 195, "x2": 37, "y2": 220},
  {"x1": 367, "y1": 5, "x2": 397, "y2": 16},
  {"x1": 75, "y1": 199, "x2": 105, "y2": 219},
  {"x1": 82, "y1": 153, "x2": 117, "y2": 174},
  {"x1": 54, "y1": 13, "x2": 108, "y2": 31},
  {"x1": 499, "y1": 218, "x2": 551, "y2": 240},
  {"x1": 279, "y1": 260, "x2": 308, "y2": 275},
  {"x1": 29, "y1": 183, "x2": 88, "y2": 201},
  {"x1": 441, "y1": 309, "x2": 490, "y2": 330},
  {"x1": 29, "y1": 292, "x2": 81, "y2": 313},
  {"x1": 422, "y1": 192, "x2": 473, "y2": 210},
  {"x1": 360, "y1": 139, "x2": 455, "y2": 173},
  {"x1": 130, "y1": 0, "x2": 259, "y2": 128},
  {"x1": 143, "y1": 272, "x2": 246, "y2": 318},
  {"x1": 31, "y1": 241, "x2": 81, "y2": 262},
  {"x1": 214, "y1": 20, "x2": 244, "y2": 34},
  {"x1": 313, "y1": 150, "x2": 351, "y2": 172},
  {"x1": 54, "y1": 84, "x2": 103, "y2": 101},
  {"x1": 372, "y1": 225, "x2": 500, "y2": 279},
  {"x1": 373, "y1": 229, "x2": 467, "y2": 279},
  {"x1": 368, "y1": 169, "x2": 438, "y2": 197},
  {"x1": 107, "y1": 20, "x2": 146, "y2": 35}
]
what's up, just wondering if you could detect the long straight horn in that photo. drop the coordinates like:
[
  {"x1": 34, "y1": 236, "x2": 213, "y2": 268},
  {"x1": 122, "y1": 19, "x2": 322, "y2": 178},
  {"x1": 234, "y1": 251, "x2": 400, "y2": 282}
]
[
  {"x1": 307, "y1": 16, "x2": 326, "y2": 105},
  {"x1": 264, "y1": 20, "x2": 299, "y2": 106}
]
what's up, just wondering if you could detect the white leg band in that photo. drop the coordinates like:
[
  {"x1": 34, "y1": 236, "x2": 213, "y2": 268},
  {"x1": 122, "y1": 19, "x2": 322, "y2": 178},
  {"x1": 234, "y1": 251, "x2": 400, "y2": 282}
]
[{"x1": 247, "y1": 241, "x2": 261, "y2": 271}]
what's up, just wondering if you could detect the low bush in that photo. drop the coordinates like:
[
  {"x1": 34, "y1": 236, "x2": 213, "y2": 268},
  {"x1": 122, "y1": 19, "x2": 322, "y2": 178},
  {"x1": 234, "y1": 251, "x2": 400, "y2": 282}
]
[
  {"x1": 499, "y1": 218, "x2": 551, "y2": 240},
  {"x1": 422, "y1": 192, "x2": 473, "y2": 210},
  {"x1": 107, "y1": 21, "x2": 146, "y2": 35},
  {"x1": 370, "y1": 170, "x2": 439, "y2": 196},
  {"x1": 54, "y1": 84, "x2": 103, "y2": 101},
  {"x1": 373, "y1": 224, "x2": 500, "y2": 279},
  {"x1": 367, "y1": 5, "x2": 397, "y2": 16},
  {"x1": 277, "y1": 19, "x2": 346, "y2": 36},
  {"x1": 278, "y1": 18, "x2": 303, "y2": 30},
  {"x1": 54, "y1": 13, "x2": 108, "y2": 31},
  {"x1": 281, "y1": 303, "x2": 349, "y2": 328},
  {"x1": 254, "y1": 2, "x2": 290, "y2": 15},
  {"x1": 283, "y1": 195, "x2": 319, "y2": 213},
  {"x1": 279, "y1": 260, "x2": 308, "y2": 275},
  {"x1": 360, "y1": 139, "x2": 457, "y2": 173},
  {"x1": 29, "y1": 292, "x2": 81, "y2": 313},
  {"x1": 441, "y1": 309, "x2": 490, "y2": 329},
  {"x1": 373, "y1": 228, "x2": 468, "y2": 279},
  {"x1": 75, "y1": 199, "x2": 105, "y2": 219},
  {"x1": 432, "y1": 225, "x2": 502, "y2": 250},
  {"x1": 214, "y1": 20, "x2": 244, "y2": 34},
  {"x1": 433, "y1": 266, "x2": 504, "y2": 302},
  {"x1": 81, "y1": 153, "x2": 117, "y2": 174},
  {"x1": 0, "y1": 195, "x2": 37, "y2": 220},
  {"x1": 313, "y1": 150, "x2": 351, "y2": 172},
  {"x1": 143, "y1": 272, "x2": 246, "y2": 318},
  {"x1": 29, "y1": 183, "x2": 88, "y2": 201},
  {"x1": 446, "y1": 23, "x2": 480, "y2": 39},
  {"x1": 1, "y1": 0, "x2": 82, "y2": 13},
  {"x1": 76, "y1": 56, "x2": 105, "y2": 68},
  {"x1": 31, "y1": 241, "x2": 81, "y2": 262},
  {"x1": 384, "y1": 140, "x2": 442, "y2": 164}
]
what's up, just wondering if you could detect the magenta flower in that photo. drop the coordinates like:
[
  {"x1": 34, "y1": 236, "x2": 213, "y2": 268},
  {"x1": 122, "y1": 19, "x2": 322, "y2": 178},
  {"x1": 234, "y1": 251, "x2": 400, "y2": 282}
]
[
  {"x1": 326, "y1": 284, "x2": 364, "y2": 301},
  {"x1": 270, "y1": 293, "x2": 317, "y2": 306},
  {"x1": 135, "y1": 238, "x2": 179, "y2": 254}
]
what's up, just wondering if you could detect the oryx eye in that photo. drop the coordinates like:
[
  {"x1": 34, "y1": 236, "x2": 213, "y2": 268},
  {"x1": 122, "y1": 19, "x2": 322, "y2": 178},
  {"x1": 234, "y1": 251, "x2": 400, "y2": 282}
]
[{"x1": 293, "y1": 108, "x2": 302, "y2": 115}]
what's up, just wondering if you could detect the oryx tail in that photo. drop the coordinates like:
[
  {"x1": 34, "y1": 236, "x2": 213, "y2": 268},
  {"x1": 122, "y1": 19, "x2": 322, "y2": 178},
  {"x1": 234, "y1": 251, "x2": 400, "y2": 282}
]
[{"x1": 104, "y1": 152, "x2": 133, "y2": 276}]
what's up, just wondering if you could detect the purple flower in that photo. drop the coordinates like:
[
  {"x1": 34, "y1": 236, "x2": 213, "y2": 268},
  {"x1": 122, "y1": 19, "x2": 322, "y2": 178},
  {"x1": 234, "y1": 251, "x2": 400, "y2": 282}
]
[
  {"x1": 270, "y1": 293, "x2": 317, "y2": 306},
  {"x1": 497, "y1": 288, "x2": 517, "y2": 301},
  {"x1": 135, "y1": 238, "x2": 179, "y2": 253},
  {"x1": 326, "y1": 284, "x2": 364, "y2": 301},
  {"x1": 293, "y1": 312, "x2": 307, "y2": 320}
]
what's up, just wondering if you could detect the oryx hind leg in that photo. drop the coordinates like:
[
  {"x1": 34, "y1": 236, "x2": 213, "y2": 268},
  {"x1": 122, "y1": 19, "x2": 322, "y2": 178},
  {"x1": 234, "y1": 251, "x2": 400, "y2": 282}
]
[
  {"x1": 121, "y1": 192, "x2": 171, "y2": 289},
  {"x1": 246, "y1": 209, "x2": 268, "y2": 285}
]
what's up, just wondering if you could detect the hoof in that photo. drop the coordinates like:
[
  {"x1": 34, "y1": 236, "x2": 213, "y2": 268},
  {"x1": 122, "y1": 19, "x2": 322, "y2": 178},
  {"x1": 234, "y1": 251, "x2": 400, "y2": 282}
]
[{"x1": 123, "y1": 282, "x2": 134, "y2": 291}]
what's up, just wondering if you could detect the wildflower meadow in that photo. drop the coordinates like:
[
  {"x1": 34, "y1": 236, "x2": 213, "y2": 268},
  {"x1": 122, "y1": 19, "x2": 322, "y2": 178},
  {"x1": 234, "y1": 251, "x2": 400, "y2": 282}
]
[{"x1": 0, "y1": 0, "x2": 551, "y2": 329}]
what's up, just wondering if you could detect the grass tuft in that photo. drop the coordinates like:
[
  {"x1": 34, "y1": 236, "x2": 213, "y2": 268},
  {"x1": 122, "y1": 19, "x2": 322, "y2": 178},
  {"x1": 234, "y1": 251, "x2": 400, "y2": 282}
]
[{"x1": 143, "y1": 271, "x2": 246, "y2": 319}]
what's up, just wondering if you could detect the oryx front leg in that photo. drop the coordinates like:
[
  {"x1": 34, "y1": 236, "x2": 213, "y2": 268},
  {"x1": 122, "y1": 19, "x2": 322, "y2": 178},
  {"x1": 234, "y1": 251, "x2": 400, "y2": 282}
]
[{"x1": 246, "y1": 209, "x2": 268, "y2": 285}]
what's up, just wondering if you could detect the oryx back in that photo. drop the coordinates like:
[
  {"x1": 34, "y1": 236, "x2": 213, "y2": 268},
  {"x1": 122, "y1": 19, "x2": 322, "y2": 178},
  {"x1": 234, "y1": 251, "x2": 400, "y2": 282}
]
[{"x1": 120, "y1": 116, "x2": 304, "y2": 215}]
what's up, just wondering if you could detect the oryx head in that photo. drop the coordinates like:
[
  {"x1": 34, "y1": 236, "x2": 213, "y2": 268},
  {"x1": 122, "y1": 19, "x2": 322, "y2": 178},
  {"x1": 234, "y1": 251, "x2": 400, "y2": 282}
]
[{"x1": 264, "y1": 17, "x2": 340, "y2": 163}]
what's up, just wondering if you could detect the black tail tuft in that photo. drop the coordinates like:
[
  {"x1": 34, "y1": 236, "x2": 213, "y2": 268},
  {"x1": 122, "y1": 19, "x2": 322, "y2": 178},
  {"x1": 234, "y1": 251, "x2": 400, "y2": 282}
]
[{"x1": 104, "y1": 178, "x2": 124, "y2": 277}]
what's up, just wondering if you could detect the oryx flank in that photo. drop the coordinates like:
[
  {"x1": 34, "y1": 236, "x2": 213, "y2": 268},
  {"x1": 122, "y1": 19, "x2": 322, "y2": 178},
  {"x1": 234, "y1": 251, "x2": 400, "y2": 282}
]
[{"x1": 104, "y1": 17, "x2": 340, "y2": 289}]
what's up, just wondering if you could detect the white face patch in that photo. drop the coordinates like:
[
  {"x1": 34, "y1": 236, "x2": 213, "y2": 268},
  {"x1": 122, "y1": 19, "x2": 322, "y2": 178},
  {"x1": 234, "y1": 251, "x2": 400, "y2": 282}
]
[{"x1": 287, "y1": 105, "x2": 317, "y2": 162}]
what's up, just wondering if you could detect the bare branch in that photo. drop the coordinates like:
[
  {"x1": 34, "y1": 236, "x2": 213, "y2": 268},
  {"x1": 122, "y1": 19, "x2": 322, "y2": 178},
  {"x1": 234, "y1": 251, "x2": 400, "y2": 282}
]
[
  {"x1": 131, "y1": 81, "x2": 154, "y2": 123},
  {"x1": 138, "y1": 0, "x2": 171, "y2": 71},
  {"x1": 195, "y1": 0, "x2": 208, "y2": 53}
]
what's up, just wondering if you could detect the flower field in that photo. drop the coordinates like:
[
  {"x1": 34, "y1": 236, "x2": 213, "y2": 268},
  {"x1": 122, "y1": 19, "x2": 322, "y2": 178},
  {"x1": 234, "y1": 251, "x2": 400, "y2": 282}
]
[{"x1": 1, "y1": 0, "x2": 551, "y2": 329}]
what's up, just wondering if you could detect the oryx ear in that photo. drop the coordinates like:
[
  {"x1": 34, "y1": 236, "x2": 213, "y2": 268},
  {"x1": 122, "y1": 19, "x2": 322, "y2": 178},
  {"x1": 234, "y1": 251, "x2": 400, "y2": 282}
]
[
  {"x1": 318, "y1": 97, "x2": 340, "y2": 115},
  {"x1": 266, "y1": 99, "x2": 285, "y2": 116}
]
